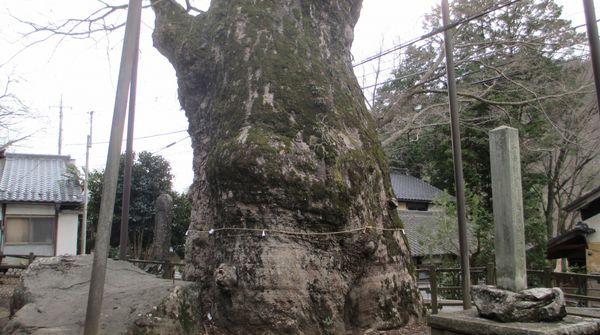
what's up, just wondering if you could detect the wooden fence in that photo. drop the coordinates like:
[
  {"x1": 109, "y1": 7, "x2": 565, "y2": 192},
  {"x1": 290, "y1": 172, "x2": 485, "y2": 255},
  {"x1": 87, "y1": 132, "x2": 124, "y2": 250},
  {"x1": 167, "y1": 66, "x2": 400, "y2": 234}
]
[
  {"x1": 419, "y1": 264, "x2": 600, "y2": 314},
  {"x1": 126, "y1": 258, "x2": 185, "y2": 280}
]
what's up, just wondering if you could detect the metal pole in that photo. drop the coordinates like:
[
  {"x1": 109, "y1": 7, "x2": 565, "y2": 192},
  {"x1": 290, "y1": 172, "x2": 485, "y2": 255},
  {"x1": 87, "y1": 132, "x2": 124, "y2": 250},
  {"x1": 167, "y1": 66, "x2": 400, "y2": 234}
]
[
  {"x1": 58, "y1": 96, "x2": 63, "y2": 155},
  {"x1": 119, "y1": 22, "x2": 140, "y2": 260},
  {"x1": 583, "y1": 0, "x2": 600, "y2": 119},
  {"x1": 81, "y1": 111, "x2": 93, "y2": 255},
  {"x1": 83, "y1": 1, "x2": 142, "y2": 334},
  {"x1": 50, "y1": 96, "x2": 71, "y2": 155},
  {"x1": 442, "y1": 0, "x2": 471, "y2": 309}
]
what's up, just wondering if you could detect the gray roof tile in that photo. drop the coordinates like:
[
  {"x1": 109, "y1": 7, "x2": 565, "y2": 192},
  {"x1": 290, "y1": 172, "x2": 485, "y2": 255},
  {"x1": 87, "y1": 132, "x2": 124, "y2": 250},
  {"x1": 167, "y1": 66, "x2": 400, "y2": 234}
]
[
  {"x1": 0, "y1": 153, "x2": 83, "y2": 204},
  {"x1": 401, "y1": 211, "x2": 458, "y2": 257},
  {"x1": 400, "y1": 210, "x2": 473, "y2": 257},
  {"x1": 390, "y1": 173, "x2": 446, "y2": 202}
]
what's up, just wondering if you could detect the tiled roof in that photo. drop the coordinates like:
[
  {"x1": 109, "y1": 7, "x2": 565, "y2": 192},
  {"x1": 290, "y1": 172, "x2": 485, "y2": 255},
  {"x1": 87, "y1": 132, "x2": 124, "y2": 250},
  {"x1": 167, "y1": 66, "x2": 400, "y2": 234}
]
[
  {"x1": 400, "y1": 210, "x2": 473, "y2": 257},
  {"x1": 390, "y1": 172, "x2": 446, "y2": 202},
  {"x1": 401, "y1": 211, "x2": 458, "y2": 257},
  {"x1": 0, "y1": 153, "x2": 83, "y2": 204},
  {"x1": 564, "y1": 185, "x2": 600, "y2": 212}
]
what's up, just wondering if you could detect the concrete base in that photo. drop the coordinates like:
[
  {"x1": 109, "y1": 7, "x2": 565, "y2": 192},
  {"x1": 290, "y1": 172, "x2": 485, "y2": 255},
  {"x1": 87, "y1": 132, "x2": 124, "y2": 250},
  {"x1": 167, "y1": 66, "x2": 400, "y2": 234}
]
[{"x1": 428, "y1": 309, "x2": 600, "y2": 335}]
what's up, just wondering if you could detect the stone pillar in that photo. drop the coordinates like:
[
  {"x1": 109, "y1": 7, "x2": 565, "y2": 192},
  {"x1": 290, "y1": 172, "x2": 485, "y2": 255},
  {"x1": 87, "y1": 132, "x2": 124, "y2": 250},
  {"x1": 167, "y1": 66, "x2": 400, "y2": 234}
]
[
  {"x1": 152, "y1": 193, "x2": 173, "y2": 261},
  {"x1": 489, "y1": 126, "x2": 527, "y2": 292}
]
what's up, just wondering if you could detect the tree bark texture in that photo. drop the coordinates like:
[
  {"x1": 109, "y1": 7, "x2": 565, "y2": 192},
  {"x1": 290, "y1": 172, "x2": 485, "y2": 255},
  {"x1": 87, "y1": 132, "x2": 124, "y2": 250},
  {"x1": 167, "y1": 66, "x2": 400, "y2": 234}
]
[{"x1": 151, "y1": 1, "x2": 422, "y2": 333}]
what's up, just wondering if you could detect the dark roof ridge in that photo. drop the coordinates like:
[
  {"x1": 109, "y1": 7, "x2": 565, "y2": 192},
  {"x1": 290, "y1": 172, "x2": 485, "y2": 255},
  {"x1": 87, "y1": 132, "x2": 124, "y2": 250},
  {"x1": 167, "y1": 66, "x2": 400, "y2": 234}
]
[{"x1": 564, "y1": 185, "x2": 600, "y2": 212}]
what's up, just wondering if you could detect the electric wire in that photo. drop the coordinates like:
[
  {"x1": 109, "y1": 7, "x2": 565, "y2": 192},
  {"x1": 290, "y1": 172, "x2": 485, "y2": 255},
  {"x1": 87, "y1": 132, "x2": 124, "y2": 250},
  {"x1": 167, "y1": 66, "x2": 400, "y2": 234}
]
[
  {"x1": 64, "y1": 129, "x2": 188, "y2": 146},
  {"x1": 352, "y1": 0, "x2": 522, "y2": 68}
]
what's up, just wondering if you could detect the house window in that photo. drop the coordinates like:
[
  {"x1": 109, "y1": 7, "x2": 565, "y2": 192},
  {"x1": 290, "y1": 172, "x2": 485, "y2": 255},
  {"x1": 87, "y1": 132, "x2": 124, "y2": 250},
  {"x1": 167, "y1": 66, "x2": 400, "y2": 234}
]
[
  {"x1": 5, "y1": 217, "x2": 54, "y2": 244},
  {"x1": 406, "y1": 202, "x2": 429, "y2": 211}
]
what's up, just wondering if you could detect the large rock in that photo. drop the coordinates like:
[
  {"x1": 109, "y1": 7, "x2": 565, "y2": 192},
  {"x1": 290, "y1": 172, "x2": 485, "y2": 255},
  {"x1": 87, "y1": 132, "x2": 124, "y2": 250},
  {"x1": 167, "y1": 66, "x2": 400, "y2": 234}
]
[
  {"x1": 3, "y1": 255, "x2": 202, "y2": 334},
  {"x1": 471, "y1": 285, "x2": 567, "y2": 322}
]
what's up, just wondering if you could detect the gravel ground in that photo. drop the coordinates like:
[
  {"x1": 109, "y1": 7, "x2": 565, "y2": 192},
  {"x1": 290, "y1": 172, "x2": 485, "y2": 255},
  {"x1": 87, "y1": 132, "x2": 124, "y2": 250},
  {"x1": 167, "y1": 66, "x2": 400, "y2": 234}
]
[{"x1": 393, "y1": 322, "x2": 431, "y2": 335}]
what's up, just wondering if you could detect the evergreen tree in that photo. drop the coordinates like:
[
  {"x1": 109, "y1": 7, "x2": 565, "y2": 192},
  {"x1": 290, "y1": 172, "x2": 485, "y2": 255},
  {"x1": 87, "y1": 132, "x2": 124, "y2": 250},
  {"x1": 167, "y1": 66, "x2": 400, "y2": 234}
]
[{"x1": 86, "y1": 151, "x2": 177, "y2": 257}]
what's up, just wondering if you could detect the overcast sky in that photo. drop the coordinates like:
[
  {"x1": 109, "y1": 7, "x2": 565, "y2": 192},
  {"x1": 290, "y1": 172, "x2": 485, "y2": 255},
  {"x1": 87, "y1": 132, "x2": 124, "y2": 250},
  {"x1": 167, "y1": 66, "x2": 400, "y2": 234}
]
[{"x1": 0, "y1": 0, "x2": 594, "y2": 192}]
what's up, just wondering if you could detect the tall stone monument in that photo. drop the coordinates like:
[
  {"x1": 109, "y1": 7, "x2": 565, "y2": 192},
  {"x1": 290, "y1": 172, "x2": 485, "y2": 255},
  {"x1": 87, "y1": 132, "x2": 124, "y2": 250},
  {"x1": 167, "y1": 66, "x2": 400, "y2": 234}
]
[
  {"x1": 489, "y1": 126, "x2": 527, "y2": 292},
  {"x1": 428, "y1": 125, "x2": 598, "y2": 334},
  {"x1": 152, "y1": 193, "x2": 173, "y2": 261}
]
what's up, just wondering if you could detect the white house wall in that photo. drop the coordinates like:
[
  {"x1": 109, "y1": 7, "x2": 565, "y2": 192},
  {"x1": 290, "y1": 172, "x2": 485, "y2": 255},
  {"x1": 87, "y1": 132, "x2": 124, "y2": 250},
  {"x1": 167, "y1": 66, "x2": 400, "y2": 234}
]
[
  {"x1": 56, "y1": 211, "x2": 78, "y2": 255},
  {"x1": 3, "y1": 244, "x2": 54, "y2": 257},
  {"x1": 2, "y1": 204, "x2": 79, "y2": 257},
  {"x1": 585, "y1": 213, "x2": 600, "y2": 243},
  {"x1": 6, "y1": 203, "x2": 55, "y2": 216}
]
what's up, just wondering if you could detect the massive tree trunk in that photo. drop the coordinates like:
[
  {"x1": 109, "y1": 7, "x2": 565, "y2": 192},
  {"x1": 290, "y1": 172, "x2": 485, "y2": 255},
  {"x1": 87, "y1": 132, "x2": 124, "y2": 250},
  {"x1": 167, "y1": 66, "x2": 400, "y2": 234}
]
[{"x1": 151, "y1": 0, "x2": 422, "y2": 333}]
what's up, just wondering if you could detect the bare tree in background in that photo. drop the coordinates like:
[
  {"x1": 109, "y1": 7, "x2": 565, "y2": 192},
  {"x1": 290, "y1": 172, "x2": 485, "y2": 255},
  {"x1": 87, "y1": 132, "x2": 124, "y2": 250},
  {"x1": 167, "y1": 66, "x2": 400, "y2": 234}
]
[
  {"x1": 374, "y1": 0, "x2": 600, "y2": 248},
  {"x1": 0, "y1": 73, "x2": 34, "y2": 150}
]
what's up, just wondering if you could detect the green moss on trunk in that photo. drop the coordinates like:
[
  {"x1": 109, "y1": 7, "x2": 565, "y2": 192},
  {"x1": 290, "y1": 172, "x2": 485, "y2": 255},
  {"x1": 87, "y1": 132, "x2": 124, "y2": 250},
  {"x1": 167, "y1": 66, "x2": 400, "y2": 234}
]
[{"x1": 151, "y1": 1, "x2": 422, "y2": 333}]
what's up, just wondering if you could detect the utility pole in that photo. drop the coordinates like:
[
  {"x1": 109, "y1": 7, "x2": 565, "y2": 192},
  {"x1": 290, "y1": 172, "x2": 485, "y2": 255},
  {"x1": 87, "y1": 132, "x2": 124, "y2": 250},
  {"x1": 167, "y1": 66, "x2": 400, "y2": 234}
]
[
  {"x1": 583, "y1": 0, "x2": 600, "y2": 119},
  {"x1": 442, "y1": 0, "x2": 471, "y2": 309},
  {"x1": 50, "y1": 95, "x2": 71, "y2": 155},
  {"x1": 119, "y1": 18, "x2": 141, "y2": 260},
  {"x1": 83, "y1": 0, "x2": 142, "y2": 334},
  {"x1": 81, "y1": 111, "x2": 94, "y2": 255}
]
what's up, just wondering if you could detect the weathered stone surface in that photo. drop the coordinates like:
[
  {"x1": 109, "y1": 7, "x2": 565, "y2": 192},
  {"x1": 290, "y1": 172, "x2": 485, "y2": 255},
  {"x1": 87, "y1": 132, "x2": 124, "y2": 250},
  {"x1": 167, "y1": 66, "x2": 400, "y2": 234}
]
[
  {"x1": 428, "y1": 309, "x2": 600, "y2": 335},
  {"x1": 152, "y1": 193, "x2": 174, "y2": 261},
  {"x1": 3, "y1": 255, "x2": 200, "y2": 335},
  {"x1": 150, "y1": 0, "x2": 423, "y2": 334},
  {"x1": 489, "y1": 126, "x2": 527, "y2": 292},
  {"x1": 472, "y1": 285, "x2": 567, "y2": 322}
]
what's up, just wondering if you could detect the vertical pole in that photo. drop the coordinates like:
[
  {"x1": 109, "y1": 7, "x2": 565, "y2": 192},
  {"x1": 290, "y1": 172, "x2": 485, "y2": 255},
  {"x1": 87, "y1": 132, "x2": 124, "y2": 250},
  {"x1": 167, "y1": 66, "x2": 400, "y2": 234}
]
[
  {"x1": 162, "y1": 259, "x2": 173, "y2": 280},
  {"x1": 119, "y1": 22, "x2": 141, "y2": 260},
  {"x1": 486, "y1": 262, "x2": 495, "y2": 285},
  {"x1": 50, "y1": 96, "x2": 70, "y2": 155},
  {"x1": 583, "y1": 0, "x2": 600, "y2": 120},
  {"x1": 429, "y1": 265, "x2": 439, "y2": 314},
  {"x1": 441, "y1": 0, "x2": 471, "y2": 309},
  {"x1": 81, "y1": 111, "x2": 93, "y2": 255},
  {"x1": 543, "y1": 265, "x2": 552, "y2": 288},
  {"x1": 58, "y1": 96, "x2": 63, "y2": 155},
  {"x1": 83, "y1": 1, "x2": 142, "y2": 334}
]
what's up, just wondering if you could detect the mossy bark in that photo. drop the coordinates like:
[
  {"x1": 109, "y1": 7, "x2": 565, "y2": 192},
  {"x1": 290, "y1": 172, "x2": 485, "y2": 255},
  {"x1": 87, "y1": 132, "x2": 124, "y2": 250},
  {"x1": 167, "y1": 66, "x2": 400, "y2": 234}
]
[{"x1": 151, "y1": 1, "x2": 422, "y2": 333}]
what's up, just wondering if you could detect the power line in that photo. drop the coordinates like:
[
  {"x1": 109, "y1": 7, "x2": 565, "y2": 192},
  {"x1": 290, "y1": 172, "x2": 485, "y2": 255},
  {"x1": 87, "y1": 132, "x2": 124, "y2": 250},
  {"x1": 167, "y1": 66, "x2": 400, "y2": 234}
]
[
  {"x1": 360, "y1": 49, "x2": 592, "y2": 92},
  {"x1": 352, "y1": 0, "x2": 522, "y2": 68},
  {"x1": 574, "y1": 17, "x2": 600, "y2": 30},
  {"x1": 64, "y1": 129, "x2": 187, "y2": 146},
  {"x1": 152, "y1": 135, "x2": 191, "y2": 154}
]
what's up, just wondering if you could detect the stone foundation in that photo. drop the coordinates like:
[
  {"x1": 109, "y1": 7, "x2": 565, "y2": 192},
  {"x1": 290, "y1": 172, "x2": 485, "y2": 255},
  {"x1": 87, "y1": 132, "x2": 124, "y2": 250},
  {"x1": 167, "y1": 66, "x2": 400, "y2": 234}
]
[{"x1": 428, "y1": 309, "x2": 600, "y2": 335}]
